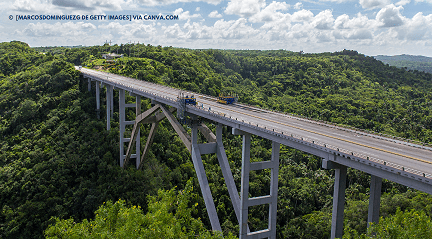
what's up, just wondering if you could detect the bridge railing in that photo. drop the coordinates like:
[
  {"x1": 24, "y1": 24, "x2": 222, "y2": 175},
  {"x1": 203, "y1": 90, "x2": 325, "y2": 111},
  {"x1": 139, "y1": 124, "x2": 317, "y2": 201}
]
[
  {"x1": 187, "y1": 102, "x2": 432, "y2": 181},
  {"x1": 93, "y1": 70, "x2": 432, "y2": 150}
]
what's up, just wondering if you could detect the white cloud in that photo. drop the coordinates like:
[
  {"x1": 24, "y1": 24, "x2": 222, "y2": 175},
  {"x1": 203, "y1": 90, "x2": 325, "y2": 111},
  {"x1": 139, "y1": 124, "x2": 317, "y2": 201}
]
[
  {"x1": 293, "y1": 2, "x2": 302, "y2": 9},
  {"x1": 333, "y1": 30, "x2": 344, "y2": 39},
  {"x1": 414, "y1": 0, "x2": 432, "y2": 3},
  {"x1": 359, "y1": 0, "x2": 391, "y2": 9},
  {"x1": 214, "y1": 18, "x2": 259, "y2": 39},
  {"x1": 289, "y1": 23, "x2": 311, "y2": 39},
  {"x1": 335, "y1": 13, "x2": 372, "y2": 29},
  {"x1": 334, "y1": 14, "x2": 350, "y2": 28},
  {"x1": 317, "y1": 0, "x2": 352, "y2": 2},
  {"x1": 161, "y1": 17, "x2": 261, "y2": 41},
  {"x1": 52, "y1": 0, "x2": 123, "y2": 11},
  {"x1": 173, "y1": 8, "x2": 202, "y2": 19},
  {"x1": 347, "y1": 29, "x2": 373, "y2": 39},
  {"x1": 292, "y1": 9, "x2": 314, "y2": 22},
  {"x1": 250, "y1": 1, "x2": 289, "y2": 22},
  {"x1": 136, "y1": 0, "x2": 222, "y2": 6},
  {"x1": 183, "y1": 21, "x2": 214, "y2": 39},
  {"x1": 17, "y1": 21, "x2": 96, "y2": 37},
  {"x1": 12, "y1": 0, "x2": 58, "y2": 13},
  {"x1": 260, "y1": 13, "x2": 291, "y2": 31},
  {"x1": 11, "y1": 0, "x2": 124, "y2": 13},
  {"x1": 312, "y1": 9, "x2": 334, "y2": 29},
  {"x1": 376, "y1": 4, "x2": 405, "y2": 27},
  {"x1": 163, "y1": 23, "x2": 186, "y2": 38},
  {"x1": 99, "y1": 21, "x2": 157, "y2": 39},
  {"x1": 5, "y1": 0, "x2": 432, "y2": 57},
  {"x1": 315, "y1": 31, "x2": 333, "y2": 42},
  {"x1": 208, "y1": 10, "x2": 223, "y2": 18},
  {"x1": 395, "y1": 0, "x2": 410, "y2": 5},
  {"x1": 394, "y1": 12, "x2": 432, "y2": 40},
  {"x1": 225, "y1": 0, "x2": 266, "y2": 17}
]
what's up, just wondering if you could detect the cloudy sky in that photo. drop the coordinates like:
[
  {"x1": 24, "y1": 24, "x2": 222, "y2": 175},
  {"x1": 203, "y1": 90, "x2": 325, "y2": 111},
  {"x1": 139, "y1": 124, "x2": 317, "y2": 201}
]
[{"x1": 1, "y1": 0, "x2": 432, "y2": 56}]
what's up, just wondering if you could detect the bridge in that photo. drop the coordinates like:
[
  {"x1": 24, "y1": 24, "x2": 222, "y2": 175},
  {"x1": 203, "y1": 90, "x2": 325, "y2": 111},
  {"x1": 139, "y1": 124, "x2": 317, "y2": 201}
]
[{"x1": 77, "y1": 66, "x2": 432, "y2": 239}]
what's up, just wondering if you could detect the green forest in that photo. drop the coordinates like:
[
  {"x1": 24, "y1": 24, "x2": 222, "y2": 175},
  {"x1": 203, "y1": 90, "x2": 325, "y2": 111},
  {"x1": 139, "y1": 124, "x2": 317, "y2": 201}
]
[
  {"x1": 1, "y1": 41, "x2": 432, "y2": 238},
  {"x1": 374, "y1": 54, "x2": 432, "y2": 74}
]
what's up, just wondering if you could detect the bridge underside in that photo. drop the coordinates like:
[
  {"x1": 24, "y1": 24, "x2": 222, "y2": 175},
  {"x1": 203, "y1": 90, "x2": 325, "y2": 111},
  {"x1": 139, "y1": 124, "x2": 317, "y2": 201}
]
[{"x1": 84, "y1": 76, "x2": 431, "y2": 239}]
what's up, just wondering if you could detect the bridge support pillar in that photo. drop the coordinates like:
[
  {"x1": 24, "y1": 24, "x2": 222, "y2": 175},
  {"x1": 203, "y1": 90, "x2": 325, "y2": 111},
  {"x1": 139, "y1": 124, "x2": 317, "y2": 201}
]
[
  {"x1": 236, "y1": 129, "x2": 279, "y2": 239},
  {"x1": 240, "y1": 132, "x2": 251, "y2": 238},
  {"x1": 323, "y1": 158, "x2": 347, "y2": 239},
  {"x1": 106, "y1": 85, "x2": 112, "y2": 131},
  {"x1": 95, "y1": 81, "x2": 100, "y2": 119},
  {"x1": 331, "y1": 164, "x2": 347, "y2": 239},
  {"x1": 322, "y1": 157, "x2": 347, "y2": 239},
  {"x1": 216, "y1": 125, "x2": 243, "y2": 224},
  {"x1": 134, "y1": 96, "x2": 141, "y2": 168},
  {"x1": 110, "y1": 86, "x2": 114, "y2": 118},
  {"x1": 87, "y1": 79, "x2": 91, "y2": 92},
  {"x1": 368, "y1": 175, "x2": 382, "y2": 227},
  {"x1": 119, "y1": 89, "x2": 125, "y2": 167},
  {"x1": 191, "y1": 124, "x2": 222, "y2": 232},
  {"x1": 119, "y1": 89, "x2": 140, "y2": 168}
]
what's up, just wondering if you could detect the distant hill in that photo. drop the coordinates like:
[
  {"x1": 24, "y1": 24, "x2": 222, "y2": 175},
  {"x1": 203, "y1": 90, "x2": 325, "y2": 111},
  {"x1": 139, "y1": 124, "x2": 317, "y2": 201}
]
[{"x1": 374, "y1": 54, "x2": 432, "y2": 74}]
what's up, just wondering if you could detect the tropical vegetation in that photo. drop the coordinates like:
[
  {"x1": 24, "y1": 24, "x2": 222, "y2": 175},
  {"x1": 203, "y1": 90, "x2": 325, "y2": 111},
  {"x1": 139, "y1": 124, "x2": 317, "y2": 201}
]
[{"x1": 0, "y1": 41, "x2": 432, "y2": 238}]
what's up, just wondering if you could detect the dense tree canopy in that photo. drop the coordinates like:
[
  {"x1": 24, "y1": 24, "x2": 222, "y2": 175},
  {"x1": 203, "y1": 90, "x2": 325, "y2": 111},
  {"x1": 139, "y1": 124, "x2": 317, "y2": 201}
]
[
  {"x1": 374, "y1": 54, "x2": 432, "y2": 74},
  {"x1": 45, "y1": 179, "x2": 233, "y2": 239}
]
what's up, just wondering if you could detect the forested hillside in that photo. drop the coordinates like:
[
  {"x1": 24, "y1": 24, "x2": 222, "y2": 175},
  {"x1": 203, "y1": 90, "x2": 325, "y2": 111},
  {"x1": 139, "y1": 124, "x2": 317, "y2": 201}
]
[
  {"x1": 374, "y1": 54, "x2": 432, "y2": 74},
  {"x1": 1, "y1": 41, "x2": 432, "y2": 238}
]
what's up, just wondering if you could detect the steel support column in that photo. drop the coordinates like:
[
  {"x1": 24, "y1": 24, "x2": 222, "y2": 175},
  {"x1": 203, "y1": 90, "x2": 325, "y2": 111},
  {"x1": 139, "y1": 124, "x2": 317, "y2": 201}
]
[
  {"x1": 119, "y1": 90, "x2": 139, "y2": 168},
  {"x1": 239, "y1": 130, "x2": 279, "y2": 239},
  {"x1": 191, "y1": 124, "x2": 222, "y2": 232},
  {"x1": 119, "y1": 89, "x2": 126, "y2": 167},
  {"x1": 135, "y1": 96, "x2": 141, "y2": 168},
  {"x1": 269, "y1": 141, "x2": 280, "y2": 237},
  {"x1": 368, "y1": 175, "x2": 382, "y2": 227},
  {"x1": 216, "y1": 124, "x2": 242, "y2": 223},
  {"x1": 331, "y1": 164, "x2": 347, "y2": 239},
  {"x1": 138, "y1": 107, "x2": 176, "y2": 170},
  {"x1": 106, "y1": 85, "x2": 112, "y2": 131},
  {"x1": 87, "y1": 79, "x2": 91, "y2": 92},
  {"x1": 95, "y1": 81, "x2": 100, "y2": 119},
  {"x1": 240, "y1": 132, "x2": 251, "y2": 239},
  {"x1": 110, "y1": 86, "x2": 114, "y2": 118},
  {"x1": 138, "y1": 122, "x2": 158, "y2": 169}
]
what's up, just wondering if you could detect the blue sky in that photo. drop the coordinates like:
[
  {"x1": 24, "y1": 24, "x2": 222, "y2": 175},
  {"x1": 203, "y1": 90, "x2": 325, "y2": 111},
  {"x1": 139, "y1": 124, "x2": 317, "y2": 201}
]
[{"x1": 1, "y1": 0, "x2": 432, "y2": 56}]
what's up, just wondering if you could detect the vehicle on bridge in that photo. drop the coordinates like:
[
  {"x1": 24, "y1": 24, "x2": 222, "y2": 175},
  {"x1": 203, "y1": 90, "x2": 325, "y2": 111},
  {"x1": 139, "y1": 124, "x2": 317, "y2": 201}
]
[
  {"x1": 217, "y1": 93, "x2": 237, "y2": 104},
  {"x1": 178, "y1": 92, "x2": 197, "y2": 106},
  {"x1": 184, "y1": 95, "x2": 197, "y2": 105}
]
